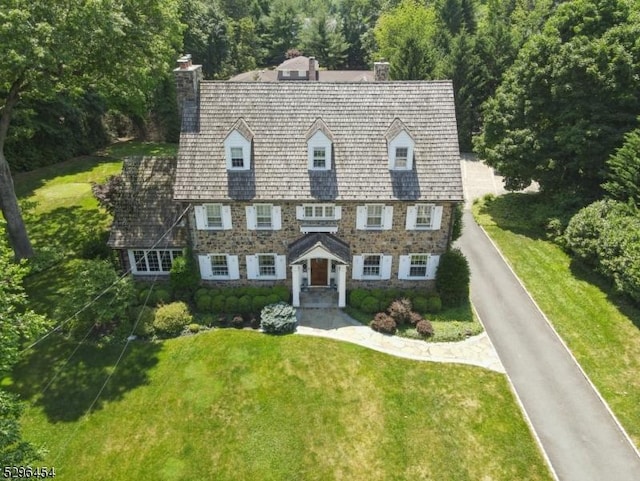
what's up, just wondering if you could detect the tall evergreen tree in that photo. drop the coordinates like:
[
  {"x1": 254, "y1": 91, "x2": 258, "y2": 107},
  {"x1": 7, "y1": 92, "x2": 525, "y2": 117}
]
[
  {"x1": 300, "y1": 14, "x2": 349, "y2": 69},
  {"x1": 603, "y1": 126, "x2": 640, "y2": 208}
]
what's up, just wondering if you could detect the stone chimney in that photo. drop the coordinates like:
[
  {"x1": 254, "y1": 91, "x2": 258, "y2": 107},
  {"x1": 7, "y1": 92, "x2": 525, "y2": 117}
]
[
  {"x1": 308, "y1": 56, "x2": 317, "y2": 81},
  {"x1": 374, "y1": 61, "x2": 390, "y2": 81},
  {"x1": 173, "y1": 54, "x2": 203, "y2": 126}
]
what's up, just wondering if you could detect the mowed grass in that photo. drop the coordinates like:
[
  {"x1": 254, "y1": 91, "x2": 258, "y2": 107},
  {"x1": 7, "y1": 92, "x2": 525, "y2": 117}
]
[
  {"x1": 12, "y1": 330, "x2": 553, "y2": 481},
  {"x1": 474, "y1": 194, "x2": 640, "y2": 448}
]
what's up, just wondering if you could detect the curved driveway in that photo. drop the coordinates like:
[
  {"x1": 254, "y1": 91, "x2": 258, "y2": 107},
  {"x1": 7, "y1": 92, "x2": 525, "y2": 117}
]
[{"x1": 458, "y1": 158, "x2": 640, "y2": 480}]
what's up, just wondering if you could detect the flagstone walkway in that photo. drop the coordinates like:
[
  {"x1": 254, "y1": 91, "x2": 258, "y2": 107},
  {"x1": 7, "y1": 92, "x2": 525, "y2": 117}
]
[{"x1": 295, "y1": 308, "x2": 505, "y2": 373}]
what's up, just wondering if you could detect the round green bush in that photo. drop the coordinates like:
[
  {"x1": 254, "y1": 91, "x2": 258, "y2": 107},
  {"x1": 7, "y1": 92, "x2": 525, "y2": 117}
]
[
  {"x1": 427, "y1": 295, "x2": 442, "y2": 313},
  {"x1": 252, "y1": 295, "x2": 268, "y2": 312},
  {"x1": 195, "y1": 287, "x2": 211, "y2": 300},
  {"x1": 360, "y1": 296, "x2": 380, "y2": 314},
  {"x1": 188, "y1": 323, "x2": 201, "y2": 333},
  {"x1": 266, "y1": 294, "x2": 280, "y2": 305},
  {"x1": 153, "y1": 288, "x2": 172, "y2": 306},
  {"x1": 211, "y1": 295, "x2": 226, "y2": 312},
  {"x1": 195, "y1": 294, "x2": 212, "y2": 312},
  {"x1": 349, "y1": 289, "x2": 368, "y2": 309},
  {"x1": 131, "y1": 305, "x2": 156, "y2": 337},
  {"x1": 436, "y1": 248, "x2": 470, "y2": 308},
  {"x1": 273, "y1": 285, "x2": 290, "y2": 302},
  {"x1": 412, "y1": 296, "x2": 429, "y2": 314},
  {"x1": 153, "y1": 301, "x2": 193, "y2": 338},
  {"x1": 237, "y1": 295, "x2": 253, "y2": 315},
  {"x1": 224, "y1": 296, "x2": 239, "y2": 313}
]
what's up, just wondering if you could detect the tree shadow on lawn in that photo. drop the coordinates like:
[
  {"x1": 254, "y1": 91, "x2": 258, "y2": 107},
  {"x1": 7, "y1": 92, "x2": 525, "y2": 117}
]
[
  {"x1": 10, "y1": 336, "x2": 162, "y2": 423},
  {"x1": 568, "y1": 258, "x2": 640, "y2": 332}
]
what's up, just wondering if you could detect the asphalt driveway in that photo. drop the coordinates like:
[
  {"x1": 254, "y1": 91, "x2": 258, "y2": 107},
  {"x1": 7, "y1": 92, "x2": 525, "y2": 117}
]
[{"x1": 457, "y1": 157, "x2": 640, "y2": 481}]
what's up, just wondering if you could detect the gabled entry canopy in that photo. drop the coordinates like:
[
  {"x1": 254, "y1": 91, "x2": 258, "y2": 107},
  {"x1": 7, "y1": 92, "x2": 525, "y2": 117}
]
[{"x1": 288, "y1": 233, "x2": 350, "y2": 265}]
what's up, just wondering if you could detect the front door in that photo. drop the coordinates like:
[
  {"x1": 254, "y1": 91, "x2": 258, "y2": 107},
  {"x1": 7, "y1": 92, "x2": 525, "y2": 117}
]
[{"x1": 310, "y1": 259, "x2": 328, "y2": 286}]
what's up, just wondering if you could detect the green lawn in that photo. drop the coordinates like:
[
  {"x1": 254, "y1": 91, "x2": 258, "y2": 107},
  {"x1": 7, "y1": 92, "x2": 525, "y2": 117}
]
[
  {"x1": 11, "y1": 330, "x2": 552, "y2": 481},
  {"x1": 474, "y1": 194, "x2": 640, "y2": 448}
]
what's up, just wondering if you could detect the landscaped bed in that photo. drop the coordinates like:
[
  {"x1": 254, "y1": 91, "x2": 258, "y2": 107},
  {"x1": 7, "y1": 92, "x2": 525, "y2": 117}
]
[{"x1": 10, "y1": 330, "x2": 552, "y2": 481}]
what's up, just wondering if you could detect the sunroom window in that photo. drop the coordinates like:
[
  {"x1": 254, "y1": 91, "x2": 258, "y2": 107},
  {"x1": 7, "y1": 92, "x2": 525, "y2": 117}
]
[{"x1": 131, "y1": 249, "x2": 183, "y2": 275}]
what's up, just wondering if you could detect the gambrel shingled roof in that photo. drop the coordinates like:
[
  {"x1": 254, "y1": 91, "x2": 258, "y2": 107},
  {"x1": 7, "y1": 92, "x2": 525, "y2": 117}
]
[{"x1": 174, "y1": 81, "x2": 463, "y2": 202}]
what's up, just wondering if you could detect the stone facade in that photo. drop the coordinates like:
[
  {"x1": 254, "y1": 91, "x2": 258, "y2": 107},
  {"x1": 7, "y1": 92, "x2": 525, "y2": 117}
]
[{"x1": 189, "y1": 200, "x2": 455, "y2": 289}]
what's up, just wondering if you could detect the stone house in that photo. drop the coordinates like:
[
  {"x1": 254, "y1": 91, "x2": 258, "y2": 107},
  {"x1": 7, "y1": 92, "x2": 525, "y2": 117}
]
[{"x1": 109, "y1": 55, "x2": 463, "y2": 308}]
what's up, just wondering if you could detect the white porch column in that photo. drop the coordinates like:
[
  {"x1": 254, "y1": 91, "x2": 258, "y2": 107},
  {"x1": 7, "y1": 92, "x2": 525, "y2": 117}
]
[
  {"x1": 292, "y1": 265, "x2": 302, "y2": 307},
  {"x1": 337, "y1": 264, "x2": 347, "y2": 308}
]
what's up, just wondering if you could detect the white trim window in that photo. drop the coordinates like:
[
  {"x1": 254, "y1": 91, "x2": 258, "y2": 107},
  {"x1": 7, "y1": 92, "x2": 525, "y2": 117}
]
[
  {"x1": 129, "y1": 249, "x2": 183, "y2": 275},
  {"x1": 398, "y1": 254, "x2": 440, "y2": 280},
  {"x1": 198, "y1": 254, "x2": 240, "y2": 280},
  {"x1": 299, "y1": 204, "x2": 338, "y2": 220},
  {"x1": 307, "y1": 130, "x2": 332, "y2": 170},
  {"x1": 282, "y1": 70, "x2": 291, "y2": 77},
  {"x1": 356, "y1": 204, "x2": 393, "y2": 230},
  {"x1": 246, "y1": 204, "x2": 282, "y2": 230},
  {"x1": 352, "y1": 254, "x2": 392, "y2": 280},
  {"x1": 395, "y1": 147, "x2": 409, "y2": 169},
  {"x1": 246, "y1": 254, "x2": 287, "y2": 280},
  {"x1": 230, "y1": 147, "x2": 244, "y2": 168},
  {"x1": 405, "y1": 204, "x2": 443, "y2": 230},
  {"x1": 194, "y1": 204, "x2": 232, "y2": 230}
]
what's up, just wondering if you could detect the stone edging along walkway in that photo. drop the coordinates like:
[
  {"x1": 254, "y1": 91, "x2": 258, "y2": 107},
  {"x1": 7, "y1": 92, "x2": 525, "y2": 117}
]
[{"x1": 295, "y1": 323, "x2": 505, "y2": 373}]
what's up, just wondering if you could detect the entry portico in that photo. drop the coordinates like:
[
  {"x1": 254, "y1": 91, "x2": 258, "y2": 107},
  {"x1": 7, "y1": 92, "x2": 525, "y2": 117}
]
[{"x1": 288, "y1": 233, "x2": 350, "y2": 307}]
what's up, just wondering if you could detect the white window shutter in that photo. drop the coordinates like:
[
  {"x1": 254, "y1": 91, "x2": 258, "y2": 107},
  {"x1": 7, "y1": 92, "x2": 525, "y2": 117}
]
[
  {"x1": 381, "y1": 255, "x2": 393, "y2": 280},
  {"x1": 427, "y1": 255, "x2": 440, "y2": 279},
  {"x1": 275, "y1": 255, "x2": 287, "y2": 280},
  {"x1": 127, "y1": 250, "x2": 138, "y2": 274},
  {"x1": 272, "y1": 206, "x2": 282, "y2": 230},
  {"x1": 246, "y1": 206, "x2": 256, "y2": 230},
  {"x1": 222, "y1": 206, "x2": 232, "y2": 230},
  {"x1": 356, "y1": 206, "x2": 367, "y2": 230},
  {"x1": 431, "y1": 206, "x2": 443, "y2": 230},
  {"x1": 228, "y1": 255, "x2": 240, "y2": 280},
  {"x1": 334, "y1": 205, "x2": 342, "y2": 220},
  {"x1": 398, "y1": 255, "x2": 411, "y2": 280},
  {"x1": 194, "y1": 205, "x2": 207, "y2": 230},
  {"x1": 405, "y1": 205, "x2": 417, "y2": 230},
  {"x1": 246, "y1": 255, "x2": 258, "y2": 279},
  {"x1": 352, "y1": 255, "x2": 363, "y2": 280},
  {"x1": 296, "y1": 206, "x2": 304, "y2": 220},
  {"x1": 383, "y1": 205, "x2": 393, "y2": 230},
  {"x1": 198, "y1": 254, "x2": 213, "y2": 280}
]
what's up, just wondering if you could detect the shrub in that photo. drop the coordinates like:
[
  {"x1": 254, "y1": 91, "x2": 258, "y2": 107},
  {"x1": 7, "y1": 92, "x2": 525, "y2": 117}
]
[
  {"x1": 349, "y1": 289, "x2": 368, "y2": 309},
  {"x1": 153, "y1": 288, "x2": 171, "y2": 306},
  {"x1": 153, "y1": 302, "x2": 193, "y2": 338},
  {"x1": 200, "y1": 314, "x2": 216, "y2": 327},
  {"x1": 188, "y1": 323, "x2": 201, "y2": 333},
  {"x1": 250, "y1": 317, "x2": 261, "y2": 329},
  {"x1": 273, "y1": 285, "x2": 290, "y2": 302},
  {"x1": 211, "y1": 295, "x2": 226, "y2": 312},
  {"x1": 80, "y1": 230, "x2": 112, "y2": 260},
  {"x1": 427, "y1": 295, "x2": 442, "y2": 313},
  {"x1": 370, "y1": 312, "x2": 397, "y2": 334},
  {"x1": 388, "y1": 298, "x2": 413, "y2": 326},
  {"x1": 252, "y1": 295, "x2": 268, "y2": 312},
  {"x1": 237, "y1": 295, "x2": 253, "y2": 315},
  {"x1": 360, "y1": 296, "x2": 380, "y2": 314},
  {"x1": 266, "y1": 294, "x2": 280, "y2": 305},
  {"x1": 195, "y1": 287, "x2": 212, "y2": 301},
  {"x1": 260, "y1": 302, "x2": 297, "y2": 334},
  {"x1": 131, "y1": 305, "x2": 155, "y2": 337},
  {"x1": 436, "y1": 248, "x2": 470, "y2": 307},
  {"x1": 224, "y1": 296, "x2": 239, "y2": 313},
  {"x1": 416, "y1": 319, "x2": 434, "y2": 338},
  {"x1": 408, "y1": 311, "x2": 423, "y2": 326},
  {"x1": 169, "y1": 252, "x2": 199, "y2": 300},
  {"x1": 231, "y1": 315, "x2": 245, "y2": 328},
  {"x1": 412, "y1": 296, "x2": 429, "y2": 314},
  {"x1": 195, "y1": 294, "x2": 212, "y2": 312}
]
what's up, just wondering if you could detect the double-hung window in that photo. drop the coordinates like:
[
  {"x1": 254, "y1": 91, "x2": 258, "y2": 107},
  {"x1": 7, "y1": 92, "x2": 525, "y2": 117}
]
[
  {"x1": 210, "y1": 255, "x2": 229, "y2": 277},
  {"x1": 258, "y1": 254, "x2": 276, "y2": 277},
  {"x1": 366, "y1": 204, "x2": 384, "y2": 228},
  {"x1": 230, "y1": 147, "x2": 244, "y2": 168},
  {"x1": 395, "y1": 147, "x2": 408, "y2": 169},
  {"x1": 409, "y1": 254, "x2": 429, "y2": 277},
  {"x1": 415, "y1": 204, "x2": 433, "y2": 229},
  {"x1": 313, "y1": 147, "x2": 327, "y2": 169},
  {"x1": 362, "y1": 255, "x2": 382, "y2": 277},
  {"x1": 205, "y1": 204, "x2": 223, "y2": 228},
  {"x1": 256, "y1": 204, "x2": 272, "y2": 228}
]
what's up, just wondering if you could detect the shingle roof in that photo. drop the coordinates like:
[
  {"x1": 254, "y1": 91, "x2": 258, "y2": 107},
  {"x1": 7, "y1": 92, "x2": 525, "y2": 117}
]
[
  {"x1": 276, "y1": 56, "x2": 317, "y2": 71},
  {"x1": 229, "y1": 70, "x2": 375, "y2": 82},
  {"x1": 175, "y1": 81, "x2": 463, "y2": 202},
  {"x1": 288, "y1": 233, "x2": 351, "y2": 264},
  {"x1": 108, "y1": 156, "x2": 188, "y2": 249}
]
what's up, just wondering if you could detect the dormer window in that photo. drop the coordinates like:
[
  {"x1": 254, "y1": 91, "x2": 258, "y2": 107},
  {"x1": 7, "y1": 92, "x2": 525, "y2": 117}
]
[
  {"x1": 385, "y1": 118, "x2": 415, "y2": 170},
  {"x1": 224, "y1": 119, "x2": 253, "y2": 171},
  {"x1": 306, "y1": 119, "x2": 334, "y2": 171}
]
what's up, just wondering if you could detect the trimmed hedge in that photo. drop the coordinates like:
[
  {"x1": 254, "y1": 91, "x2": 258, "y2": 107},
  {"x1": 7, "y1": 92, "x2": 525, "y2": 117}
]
[{"x1": 435, "y1": 248, "x2": 470, "y2": 307}]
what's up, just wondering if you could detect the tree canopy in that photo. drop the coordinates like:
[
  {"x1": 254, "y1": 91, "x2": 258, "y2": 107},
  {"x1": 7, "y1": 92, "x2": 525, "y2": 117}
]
[{"x1": 474, "y1": 0, "x2": 640, "y2": 194}]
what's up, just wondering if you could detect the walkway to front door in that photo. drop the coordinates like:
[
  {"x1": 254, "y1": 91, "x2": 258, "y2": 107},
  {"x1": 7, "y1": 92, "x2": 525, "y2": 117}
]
[{"x1": 300, "y1": 288, "x2": 337, "y2": 307}]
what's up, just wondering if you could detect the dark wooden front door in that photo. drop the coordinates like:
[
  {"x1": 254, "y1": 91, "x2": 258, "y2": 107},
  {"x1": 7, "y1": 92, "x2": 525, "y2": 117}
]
[{"x1": 310, "y1": 259, "x2": 328, "y2": 286}]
